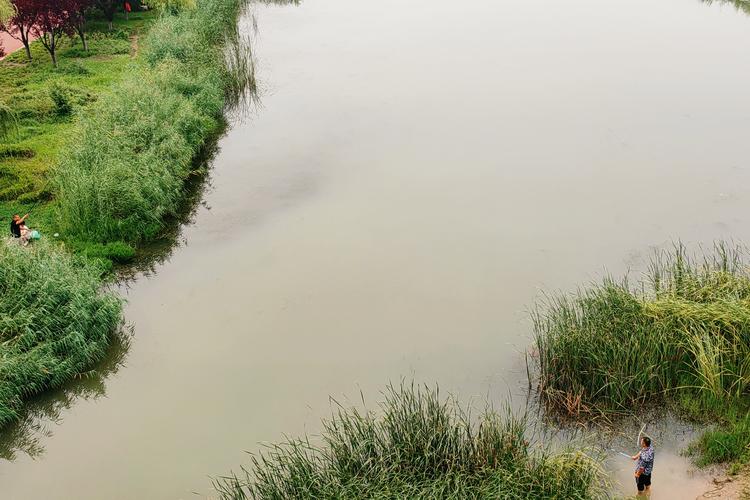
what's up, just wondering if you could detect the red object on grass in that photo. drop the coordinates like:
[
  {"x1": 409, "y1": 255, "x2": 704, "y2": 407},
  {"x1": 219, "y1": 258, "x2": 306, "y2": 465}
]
[{"x1": 124, "y1": 2, "x2": 131, "y2": 12}]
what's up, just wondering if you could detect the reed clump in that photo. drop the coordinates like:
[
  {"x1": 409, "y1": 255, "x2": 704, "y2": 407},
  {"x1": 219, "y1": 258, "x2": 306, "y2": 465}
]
[
  {"x1": 53, "y1": 0, "x2": 256, "y2": 244},
  {"x1": 0, "y1": 242, "x2": 122, "y2": 427},
  {"x1": 532, "y1": 242, "x2": 750, "y2": 418},
  {"x1": 213, "y1": 385, "x2": 606, "y2": 499}
]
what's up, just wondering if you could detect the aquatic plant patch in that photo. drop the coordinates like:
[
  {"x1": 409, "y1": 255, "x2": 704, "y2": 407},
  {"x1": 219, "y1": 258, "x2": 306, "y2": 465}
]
[
  {"x1": 531, "y1": 243, "x2": 750, "y2": 468},
  {"x1": 532, "y1": 243, "x2": 750, "y2": 417},
  {"x1": 213, "y1": 384, "x2": 606, "y2": 500},
  {"x1": 0, "y1": 242, "x2": 122, "y2": 427}
]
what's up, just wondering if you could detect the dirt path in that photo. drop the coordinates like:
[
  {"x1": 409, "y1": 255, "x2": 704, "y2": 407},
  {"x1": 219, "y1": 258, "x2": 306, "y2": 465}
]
[
  {"x1": 130, "y1": 34, "x2": 139, "y2": 57},
  {"x1": 699, "y1": 468, "x2": 749, "y2": 499}
]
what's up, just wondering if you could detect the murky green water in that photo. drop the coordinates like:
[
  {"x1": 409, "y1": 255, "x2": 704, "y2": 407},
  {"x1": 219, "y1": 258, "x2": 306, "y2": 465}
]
[{"x1": 2, "y1": 0, "x2": 750, "y2": 498}]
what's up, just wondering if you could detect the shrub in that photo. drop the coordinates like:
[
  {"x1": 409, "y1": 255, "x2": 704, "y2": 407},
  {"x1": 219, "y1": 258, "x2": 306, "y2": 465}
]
[{"x1": 49, "y1": 82, "x2": 75, "y2": 116}]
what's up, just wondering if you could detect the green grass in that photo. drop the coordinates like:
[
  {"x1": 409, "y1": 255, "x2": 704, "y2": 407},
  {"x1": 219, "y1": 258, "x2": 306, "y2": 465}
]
[
  {"x1": 531, "y1": 242, "x2": 750, "y2": 467},
  {"x1": 0, "y1": 10, "x2": 156, "y2": 203},
  {"x1": 532, "y1": 243, "x2": 750, "y2": 417},
  {"x1": 687, "y1": 414, "x2": 750, "y2": 466},
  {"x1": 214, "y1": 384, "x2": 607, "y2": 500},
  {"x1": 0, "y1": 242, "x2": 122, "y2": 427},
  {"x1": 0, "y1": 0, "x2": 253, "y2": 431},
  {"x1": 53, "y1": 0, "x2": 254, "y2": 243}
]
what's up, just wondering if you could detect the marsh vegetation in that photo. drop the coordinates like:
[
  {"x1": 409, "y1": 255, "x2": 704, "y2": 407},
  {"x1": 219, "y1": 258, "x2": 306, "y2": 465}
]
[
  {"x1": 214, "y1": 385, "x2": 606, "y2": 500},
  {"x1": 532, "y1": 243, "x2": 750, "y2": 468},
  {"x1": 0, "y1": 0, "x2": 256, "y2": 432},
  {"x1": 0, "y1": 243, "x2": 122, "y2": 427}
]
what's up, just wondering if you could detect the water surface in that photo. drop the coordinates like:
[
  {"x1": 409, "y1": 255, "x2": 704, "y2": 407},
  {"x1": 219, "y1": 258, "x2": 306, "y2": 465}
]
[{"x1": 2, "y1": 0, "x2": 750, "y2": 497}]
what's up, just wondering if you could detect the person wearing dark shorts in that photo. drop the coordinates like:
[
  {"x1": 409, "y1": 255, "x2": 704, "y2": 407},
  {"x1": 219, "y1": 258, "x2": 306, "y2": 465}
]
[
  {"x1": 632, "y1": 436, "x2": 654, "y2": 495},
  {"x1": 10, "y1": 213, "x2": 28, "y2": 238}
]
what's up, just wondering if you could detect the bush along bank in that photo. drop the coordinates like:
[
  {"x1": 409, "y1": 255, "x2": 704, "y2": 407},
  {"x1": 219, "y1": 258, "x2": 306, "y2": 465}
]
[
  {"x1": 531, "y1": 242, "x2": 750, "y2": 467},
  {"x1": 213, "y1": 384, "x2": 607, "y2": 500},
  {"x1": 53, "y1": 0, "x2": 254, "y2": 245},
  {"x1": 0, "y1": 242, "x2": 122, "y2": 428},
  {"x1": 0, "y1": 0, "x2": 254, "y2": 430}
]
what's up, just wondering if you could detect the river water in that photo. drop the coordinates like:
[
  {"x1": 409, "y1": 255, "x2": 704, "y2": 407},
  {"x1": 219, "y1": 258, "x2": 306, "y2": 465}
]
[{"x1": 2, "y1": 0, "x2": 750, "y2": 498}]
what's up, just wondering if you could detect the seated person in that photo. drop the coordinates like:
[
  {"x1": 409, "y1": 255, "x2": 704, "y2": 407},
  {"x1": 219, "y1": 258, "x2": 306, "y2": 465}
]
[{"x1": 10, "y1": 213, "x2": 32, "y2": 245}]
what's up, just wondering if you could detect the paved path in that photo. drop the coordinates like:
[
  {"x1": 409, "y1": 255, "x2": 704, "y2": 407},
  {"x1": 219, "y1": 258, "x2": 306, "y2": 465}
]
[{"x1": 0, "y1": 31, "x2": 35, "y2": 60}]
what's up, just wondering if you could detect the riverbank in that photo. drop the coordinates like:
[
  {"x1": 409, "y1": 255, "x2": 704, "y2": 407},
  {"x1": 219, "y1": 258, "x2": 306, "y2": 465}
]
[
  {"x1": 0, "y1": 0, "x2": 253, "y2": 430},
  {"x1": 531, "y1": 243, "x2": 750, "y2": 478}
]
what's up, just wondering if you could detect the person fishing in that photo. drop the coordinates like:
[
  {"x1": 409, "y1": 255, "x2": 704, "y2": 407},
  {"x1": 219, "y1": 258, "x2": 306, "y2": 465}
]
[
  {"x1": 10, "y1": 213, "x2": 28, "y2": 238},
  {"x1": 632, "y1": 436, "x2": 654, "y2": 495},
  {"x1": 9, "y1": 213, "x2": 34, "y2": 246}
]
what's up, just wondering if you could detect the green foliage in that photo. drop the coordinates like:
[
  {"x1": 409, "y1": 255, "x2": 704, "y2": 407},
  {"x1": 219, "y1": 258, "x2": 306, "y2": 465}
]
[
  {"x1": 688, "y1": 414, "x2": 750, "y2": 466},
  {"x1": 49, "y1": 82, "x2": 74, "y2": 116},
  {"x1": 214, "y1": 384, "x2": 606, "y2": 499},
  {"x1": 0, "y1": 242, "x2": 122, "y2": 427},
  {"x1": 0, "y1": 0, "x2": 13, "y2": 25},
  {"x1": 0, "y1": 103, "x2": 18, "y2": 140},
  {"x1": 67, "y1": 240, "x2": 136, "y2": 264},
  {"x1": 532, "y1": 243, "x2": 750, "y2": 418},
  {"x1": 150, "y1": 0, "x2": 197, "y2": 14},
  {"x1": 0, "y1": 10, "x2": 156, "y2": 202},
  {"x1": 54, "y1": 0, "x2": 252, "y2": 243},
  {"x1": 703, "y1": 0, "x2": 750, "y2": 16}
]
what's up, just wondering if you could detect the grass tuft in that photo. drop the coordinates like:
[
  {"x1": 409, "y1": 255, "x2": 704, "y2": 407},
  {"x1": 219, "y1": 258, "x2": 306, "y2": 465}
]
[{"x1": 213, "y1": 384, "x2": 607, "y2": 499}]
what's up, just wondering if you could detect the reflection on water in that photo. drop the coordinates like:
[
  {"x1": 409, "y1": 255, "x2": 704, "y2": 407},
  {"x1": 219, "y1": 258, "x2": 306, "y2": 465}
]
[
  {"x1": 117, "y1": 132, "x2": 222, "y2": 282},
  {"x1": 0, "y1": 332, "x2": 131, "y2": 461},
  {"x1": 703, "y1": 0, "x2": 750, "y2": 15}
]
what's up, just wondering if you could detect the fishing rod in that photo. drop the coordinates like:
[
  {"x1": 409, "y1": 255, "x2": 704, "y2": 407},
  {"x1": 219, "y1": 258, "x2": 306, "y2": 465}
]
[{"x1": 611, "y1": 423, "x2": 650, "y2": 460}]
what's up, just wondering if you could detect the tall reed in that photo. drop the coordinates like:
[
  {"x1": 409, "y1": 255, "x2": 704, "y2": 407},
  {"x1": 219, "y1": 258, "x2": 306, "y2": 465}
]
[
  {"x1": 532, "y1": 243, "x2": 750, "y2": 418},
  {"x1": 0, "y1": 242, "x2": 122, "y2": 427},
  {"x1": 53, "y1": 0, "x2": 256, "y2": 243},
  {"x1": 213, "y1": 384, "x2": 606, "y2": 499}
]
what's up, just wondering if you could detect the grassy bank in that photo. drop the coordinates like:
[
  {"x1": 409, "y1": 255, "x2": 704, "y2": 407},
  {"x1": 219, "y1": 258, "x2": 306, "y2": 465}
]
[
  {"x1": 0, "y1": 0, "x2": 253, "y2": 429},
  {"x1": 53, "y1": 0, "x2": 253, "y2": 244},
  {"x1": 531, "y1": 243, "x2": 750, "y2": 466},
  {"x1": 0, "y1": 243, "x2": 122, "y2": 427},
  {"x1": 0, "y1": 10, "x2": 156, "y2": 203},
  {"x1": 214, "y1": 385, "x2": 606, "y2": 499}
]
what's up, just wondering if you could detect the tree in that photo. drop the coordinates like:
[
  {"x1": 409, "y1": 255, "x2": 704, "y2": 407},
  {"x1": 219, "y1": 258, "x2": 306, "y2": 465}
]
[
  {"x1": 95, "y1": 0, "x2": 115, "y2": 30},
  {"x1": 0, "y1": 0, "x2": 38, "y2": 61},
  {"x1": 70, "y1": 0, "x2": 93, "y2": 52},
  {"x1": 31, "y1": 0, "x2": 77, "y2": 67}
]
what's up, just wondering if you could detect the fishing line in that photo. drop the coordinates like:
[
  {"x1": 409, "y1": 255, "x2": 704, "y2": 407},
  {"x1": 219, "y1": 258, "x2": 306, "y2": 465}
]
[{"x1": 637, "y1": 423, "x2": 647, "y2": 447}]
